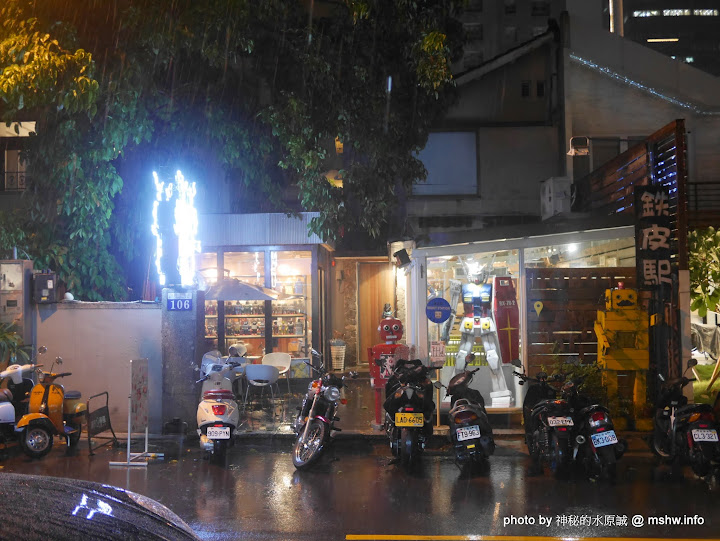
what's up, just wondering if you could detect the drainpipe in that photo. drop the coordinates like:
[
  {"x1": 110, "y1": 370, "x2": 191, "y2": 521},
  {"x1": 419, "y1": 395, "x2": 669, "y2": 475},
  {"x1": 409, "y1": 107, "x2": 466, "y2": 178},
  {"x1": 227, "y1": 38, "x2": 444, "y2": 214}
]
[{"x1": 609, "y1": 0, "x2": 624, "y2": 36}]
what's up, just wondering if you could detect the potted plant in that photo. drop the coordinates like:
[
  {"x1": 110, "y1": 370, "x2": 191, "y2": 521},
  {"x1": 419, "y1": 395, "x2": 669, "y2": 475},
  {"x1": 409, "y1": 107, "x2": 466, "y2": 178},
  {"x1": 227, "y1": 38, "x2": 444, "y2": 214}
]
[{"x1": 0, "y1": 322, "x2": 31, "y2": 365}]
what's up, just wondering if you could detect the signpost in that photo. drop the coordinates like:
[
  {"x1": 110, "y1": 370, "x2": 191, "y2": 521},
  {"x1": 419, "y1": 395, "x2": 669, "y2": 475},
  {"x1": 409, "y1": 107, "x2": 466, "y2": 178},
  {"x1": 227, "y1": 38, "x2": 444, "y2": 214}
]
[
  {"x1": 426, "y1": 297, "x2": 451, "y2": 427},
  {"x1": 110, "y1": 359, "x2": 163, "y2": 467}
]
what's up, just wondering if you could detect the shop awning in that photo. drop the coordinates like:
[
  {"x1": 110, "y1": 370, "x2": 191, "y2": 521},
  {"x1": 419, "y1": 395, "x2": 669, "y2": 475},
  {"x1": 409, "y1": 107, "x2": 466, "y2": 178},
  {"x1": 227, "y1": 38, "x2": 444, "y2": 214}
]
[{"x1": 204, "y1": 279, "x2": 285, "y2": 301}]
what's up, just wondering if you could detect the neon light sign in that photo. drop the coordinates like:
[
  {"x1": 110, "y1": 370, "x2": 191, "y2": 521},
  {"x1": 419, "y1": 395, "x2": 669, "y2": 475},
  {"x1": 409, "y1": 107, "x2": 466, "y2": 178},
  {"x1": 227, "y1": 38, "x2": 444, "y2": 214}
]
[{"x1": 151, "y1": 170, "x2": 201, "y2": 287}]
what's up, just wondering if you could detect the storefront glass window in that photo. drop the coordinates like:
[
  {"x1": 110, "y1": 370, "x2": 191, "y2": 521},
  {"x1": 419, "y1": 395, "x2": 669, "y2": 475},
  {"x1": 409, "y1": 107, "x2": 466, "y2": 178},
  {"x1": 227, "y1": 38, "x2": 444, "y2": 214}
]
[
  {"x1": 427, "y1": 249, "x2": 520, "y2": 409},
  {"x1": 524, "y1": 238, "x2": 635, "y2": 268},
  {"x1": 221, "y1": 251, "x2": 265, "y2": 357},
  {"x1": 271, "y1": 251, "x2": 312, "y2": 358},
  {"x1": 196, "y1": 252, "x2": 220, "y2": 285}
]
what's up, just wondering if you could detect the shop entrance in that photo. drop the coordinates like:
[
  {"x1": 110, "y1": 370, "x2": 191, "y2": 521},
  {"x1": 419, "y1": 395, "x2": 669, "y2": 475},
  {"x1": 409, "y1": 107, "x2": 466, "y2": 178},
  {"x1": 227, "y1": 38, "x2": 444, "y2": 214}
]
[{"x1": 357, "y1": 262, "x2": 394, "y2": 367}]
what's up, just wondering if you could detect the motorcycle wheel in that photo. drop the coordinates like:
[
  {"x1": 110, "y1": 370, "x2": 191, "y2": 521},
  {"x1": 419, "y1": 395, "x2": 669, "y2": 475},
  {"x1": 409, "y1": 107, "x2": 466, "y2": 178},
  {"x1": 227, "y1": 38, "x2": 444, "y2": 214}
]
[
  {"x1": 292, "y1": 419, "x2": 326, "y2": 470},
  {"x1": 21, "y1": 426, "x2": 53, "y2": 459},
  {"x1": 651, "y1": 417, "x2": 671, "y2": 459},
  {"x1": 596, "y1": 446, "x2": 617, "y2": 481},
  {"x1": 211, "y1": 440, "x2": 229, "y2": 463},
  {"x1": 690, "y1": 442, "x2": 714, "y2": 477},
  {"x1": 400, "y1": 428, "x2": 418, "y2": 471},
  {"x1": 67, "y1": 422, "x2": 82, "y2": 448},
  {"x1": 548, "y1": 433, "x2": 569, "y2": 479}
]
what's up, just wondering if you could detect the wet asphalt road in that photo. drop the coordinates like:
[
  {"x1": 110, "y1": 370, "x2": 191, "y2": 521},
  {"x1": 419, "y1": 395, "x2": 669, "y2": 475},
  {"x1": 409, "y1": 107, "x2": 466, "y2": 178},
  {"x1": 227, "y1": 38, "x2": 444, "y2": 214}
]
[{"x1": 1, "y1": 438, "x2": 719, "y2": 541}]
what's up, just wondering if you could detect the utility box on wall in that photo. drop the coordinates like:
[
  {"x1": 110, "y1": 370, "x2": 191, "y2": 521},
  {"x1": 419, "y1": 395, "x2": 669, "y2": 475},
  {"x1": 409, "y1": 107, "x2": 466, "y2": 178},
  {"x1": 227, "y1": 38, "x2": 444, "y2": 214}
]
[
  {"x1": 32, "y1": 273, "x2": 57, "y2": 304},
  {"x1": 0, "y1": 260, "x2": 33, "y2": 345}
]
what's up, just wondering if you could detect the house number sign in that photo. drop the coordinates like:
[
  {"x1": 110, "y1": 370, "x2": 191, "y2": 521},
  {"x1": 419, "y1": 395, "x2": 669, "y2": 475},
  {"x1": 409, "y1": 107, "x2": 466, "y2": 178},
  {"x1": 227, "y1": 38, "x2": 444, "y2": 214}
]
[{"x1": 167, "y1": 291, "x2": 193, "y2": 311}]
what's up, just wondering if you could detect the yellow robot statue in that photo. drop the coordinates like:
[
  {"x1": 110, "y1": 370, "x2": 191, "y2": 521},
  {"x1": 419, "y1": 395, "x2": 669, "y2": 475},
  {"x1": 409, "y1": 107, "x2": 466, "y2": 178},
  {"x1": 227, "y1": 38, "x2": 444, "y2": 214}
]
[{"x1": 594, "y1": 284, "x2": 651, "y2": 430}]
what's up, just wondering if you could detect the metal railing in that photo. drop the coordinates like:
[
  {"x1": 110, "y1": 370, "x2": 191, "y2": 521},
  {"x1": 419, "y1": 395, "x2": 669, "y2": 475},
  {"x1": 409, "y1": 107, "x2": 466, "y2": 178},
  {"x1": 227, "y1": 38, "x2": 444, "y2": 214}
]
[{"x1": 687, "y1": 181, "x2": 720, "y2": 229}]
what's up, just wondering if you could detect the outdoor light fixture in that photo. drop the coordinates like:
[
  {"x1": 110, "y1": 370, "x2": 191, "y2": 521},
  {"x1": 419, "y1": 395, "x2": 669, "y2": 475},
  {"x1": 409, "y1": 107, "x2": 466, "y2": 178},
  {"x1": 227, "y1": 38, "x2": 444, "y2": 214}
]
[
  {"x1": 567, "y1": 136, "x2": 589, "y2": 156},
  {"x1": 393, "y1": 249, "x2": 411, "y2": 268},
  {"x1": 151, "y1": 170, "x2": 201, "y2": 288}
]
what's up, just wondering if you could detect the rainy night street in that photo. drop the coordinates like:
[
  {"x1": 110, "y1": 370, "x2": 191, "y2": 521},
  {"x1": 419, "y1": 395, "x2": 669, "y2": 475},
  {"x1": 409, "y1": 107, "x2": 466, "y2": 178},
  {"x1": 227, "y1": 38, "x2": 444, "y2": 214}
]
[{"x1": 1, "y1": 436, "x2": 719, "y2": 541}]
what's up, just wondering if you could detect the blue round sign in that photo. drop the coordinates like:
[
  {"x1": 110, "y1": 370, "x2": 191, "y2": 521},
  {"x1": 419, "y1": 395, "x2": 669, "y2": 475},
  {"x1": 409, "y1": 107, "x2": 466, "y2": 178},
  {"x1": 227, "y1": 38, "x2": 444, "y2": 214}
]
[{"x1": 426, "y1": 297, "x2": 452, "y2": 323}]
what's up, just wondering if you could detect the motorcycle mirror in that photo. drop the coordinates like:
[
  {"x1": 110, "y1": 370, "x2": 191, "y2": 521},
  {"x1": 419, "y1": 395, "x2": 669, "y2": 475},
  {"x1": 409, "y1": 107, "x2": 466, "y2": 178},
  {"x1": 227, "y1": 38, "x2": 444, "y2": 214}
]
[
  {"x1": 537, "y1": 371, "x2": 547, "y2": 379},
  {"x1": 38, "y1": 346, "x2": 47, "y2": 354},
  {"x1": 687, "y1": 358, "x2": 698, "y2": 369},
  {"x1": 311, "y1": 348, "x2": 321, "y2": 357},
  {"x1": 55, "y1": 357, "x2": 63, "y2": 365},
  {"x1": 433, "y1": 380, "x2": 443, "y2": 389},
  {"x1": 510, "y1": 358, "x2": 522, "y2": 368}
]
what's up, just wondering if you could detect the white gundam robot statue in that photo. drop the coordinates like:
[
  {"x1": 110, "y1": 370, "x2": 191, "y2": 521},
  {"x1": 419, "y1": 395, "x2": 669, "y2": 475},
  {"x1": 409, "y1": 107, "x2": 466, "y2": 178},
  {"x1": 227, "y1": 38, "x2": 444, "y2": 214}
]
[{"x1": 440, "y1": 256, "x2": 519, "y2": 407}]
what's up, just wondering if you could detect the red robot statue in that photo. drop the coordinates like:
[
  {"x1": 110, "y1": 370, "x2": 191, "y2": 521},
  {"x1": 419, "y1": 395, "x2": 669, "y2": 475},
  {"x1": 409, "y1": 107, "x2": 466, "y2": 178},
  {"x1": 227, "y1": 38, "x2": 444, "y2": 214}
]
[{"x1": 368, "y1": 304, "x2": 409, "y2": 429}]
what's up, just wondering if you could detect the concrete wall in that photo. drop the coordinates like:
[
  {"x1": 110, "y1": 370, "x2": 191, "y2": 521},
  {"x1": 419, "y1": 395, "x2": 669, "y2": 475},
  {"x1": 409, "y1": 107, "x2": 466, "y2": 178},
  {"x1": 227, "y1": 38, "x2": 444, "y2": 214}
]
[
  {"x1": 565, "y1": 14, "x2": 720, "y2": 183},
  {"x1": 36, "y1": 302, "x2": 162, "y2": 433}
]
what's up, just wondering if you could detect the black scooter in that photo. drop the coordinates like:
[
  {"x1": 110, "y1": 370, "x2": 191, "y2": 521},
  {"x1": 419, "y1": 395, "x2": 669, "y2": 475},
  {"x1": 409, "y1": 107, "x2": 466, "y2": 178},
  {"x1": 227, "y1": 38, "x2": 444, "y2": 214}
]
[
  {"x1": 383, "y1": 359, "x2": 436, "y2": 471},
  {"x1": 560, "y1": 375, "x2": 626, "y2": 480},
  {"x1": 435, "y1": 359, "x2": 494, "y2": 472},
  {"x1": 513, "y1": 363, "x2": 573, "y2": 477},
  {"x1": 652, "y1": 358, "x2": 720, "y2": 478}
]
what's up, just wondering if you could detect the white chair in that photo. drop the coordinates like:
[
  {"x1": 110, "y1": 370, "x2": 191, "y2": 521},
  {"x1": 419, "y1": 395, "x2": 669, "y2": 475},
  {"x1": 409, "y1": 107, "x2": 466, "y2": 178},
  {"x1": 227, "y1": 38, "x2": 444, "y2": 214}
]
[
  {"x1": 242, "y1": 363, "x2": 280, "y2": 412},
  {"x1": 261, "y1": 352, "x2": 292, "y2": 395}
]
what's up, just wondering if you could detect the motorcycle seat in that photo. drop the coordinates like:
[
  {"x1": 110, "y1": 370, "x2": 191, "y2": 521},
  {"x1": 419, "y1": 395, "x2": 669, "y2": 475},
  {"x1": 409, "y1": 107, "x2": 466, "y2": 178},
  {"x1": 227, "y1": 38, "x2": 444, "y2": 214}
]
[
  {"x1": 676, "y1": 402, "x2": 713, "y2": 415},
  {"x1": 203, "y1": 389, "x2": 235, "y2": 401},
  {"x1": 64, "y1": 391, "x2": 82, "y2": 400},
  {"x1": 0, "y1": 388, "x2": 12, "y2": 403}
]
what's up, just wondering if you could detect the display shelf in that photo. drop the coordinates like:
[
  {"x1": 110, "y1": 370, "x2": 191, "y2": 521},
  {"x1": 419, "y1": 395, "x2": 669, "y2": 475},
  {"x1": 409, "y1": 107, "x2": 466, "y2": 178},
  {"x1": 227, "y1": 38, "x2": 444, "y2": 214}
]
[{"x1": 203, "y1": 274, "x2": 310, "y2": 356}]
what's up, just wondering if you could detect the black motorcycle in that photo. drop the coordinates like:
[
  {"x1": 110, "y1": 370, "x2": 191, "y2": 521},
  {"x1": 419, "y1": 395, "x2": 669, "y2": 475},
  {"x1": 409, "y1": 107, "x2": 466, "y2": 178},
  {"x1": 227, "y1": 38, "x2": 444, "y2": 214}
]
[
  {"x1": 292, "y1": 350, "x2": 356, "y2": 470},
  {"x1": 652, "y1": 358, "x2": 720, "y2": 478},
  {"x1": 436, "y1": 363, "x2": 495, "y2": 471},
  {"x1": 383, "y1": 359, "x2": 436, "y2": 471},
  {"x1": 513, "y1": 365, "x2": 573, "y2": 477},
  {"x1": 560, "y1": 375, "x2": 626, "y2": 480}
]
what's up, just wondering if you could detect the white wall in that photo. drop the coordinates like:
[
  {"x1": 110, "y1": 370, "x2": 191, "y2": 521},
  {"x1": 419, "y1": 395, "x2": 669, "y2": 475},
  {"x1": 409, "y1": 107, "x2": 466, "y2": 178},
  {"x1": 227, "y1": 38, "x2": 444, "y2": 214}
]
[{"x1": 36, "y1": 302, "x2": 162, "y2": 433}]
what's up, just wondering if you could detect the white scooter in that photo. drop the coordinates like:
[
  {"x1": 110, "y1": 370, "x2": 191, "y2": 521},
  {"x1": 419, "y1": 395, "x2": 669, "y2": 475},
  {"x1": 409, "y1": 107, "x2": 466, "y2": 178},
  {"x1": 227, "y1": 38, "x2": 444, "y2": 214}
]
[
  {"x1": 196, "y1": 345, "x2": 246, "y2": 461},
  {"x1": 0, "y1": 346, "x2": 46, "y2": 453}
]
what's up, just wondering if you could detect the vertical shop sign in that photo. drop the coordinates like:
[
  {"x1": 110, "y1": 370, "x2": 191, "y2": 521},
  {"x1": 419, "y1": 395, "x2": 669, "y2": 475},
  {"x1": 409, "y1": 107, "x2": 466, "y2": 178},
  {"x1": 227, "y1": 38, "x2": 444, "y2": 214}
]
[{"x1": 635, "y1": 186, "x2": 675, "y2": 289}]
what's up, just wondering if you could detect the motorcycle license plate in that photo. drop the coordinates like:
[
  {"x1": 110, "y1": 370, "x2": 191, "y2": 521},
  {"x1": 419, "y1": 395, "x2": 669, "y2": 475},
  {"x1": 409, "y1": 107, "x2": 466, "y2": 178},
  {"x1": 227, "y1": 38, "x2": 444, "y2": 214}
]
[
  {"x1": 395, "y1": 412, "x2": 424, "y2": 427},
  {"x1": 590, "y1": 430, "x2": 618, "y2": 448},
  {"x1": 456, "y1": 425, "x2": 481, "y2": 442},
  {"x1": 692, "y1": 429, "x2": 719, "y2": 442},
  {"x1": 207, "y1": 426, "x2": 230, "y2": 440},
  {"x1": 547, "y1": 416, "x2": 574, "y2": 427}
]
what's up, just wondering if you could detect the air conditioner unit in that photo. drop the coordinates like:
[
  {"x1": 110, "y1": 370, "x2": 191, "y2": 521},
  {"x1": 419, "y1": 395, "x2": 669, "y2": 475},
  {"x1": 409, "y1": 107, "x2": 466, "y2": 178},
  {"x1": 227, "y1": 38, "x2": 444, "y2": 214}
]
[{"x1": 540, "y1": 177, "x2": 572, "y2": 221}]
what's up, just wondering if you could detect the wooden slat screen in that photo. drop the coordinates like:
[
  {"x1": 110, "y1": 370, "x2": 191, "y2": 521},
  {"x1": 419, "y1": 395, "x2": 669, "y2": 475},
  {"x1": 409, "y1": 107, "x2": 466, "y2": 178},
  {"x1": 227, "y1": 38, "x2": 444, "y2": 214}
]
[{"x1": 525, "y1": 267, "x2": 637, "y2": 374}]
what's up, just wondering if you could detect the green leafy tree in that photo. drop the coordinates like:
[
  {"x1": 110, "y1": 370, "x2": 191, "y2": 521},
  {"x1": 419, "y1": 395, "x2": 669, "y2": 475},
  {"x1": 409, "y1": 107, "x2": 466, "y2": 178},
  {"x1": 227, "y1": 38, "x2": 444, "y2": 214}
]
[
  {"x1": 0, "y1": 0, "x2": 463, "y2": 300},
  {"x1": 689, "y1": 226, "x2": 720, "y2": 318}
]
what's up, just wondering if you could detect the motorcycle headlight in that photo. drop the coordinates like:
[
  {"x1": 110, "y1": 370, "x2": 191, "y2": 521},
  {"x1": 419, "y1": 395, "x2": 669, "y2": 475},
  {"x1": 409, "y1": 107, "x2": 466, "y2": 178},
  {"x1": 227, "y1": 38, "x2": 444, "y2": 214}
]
[{"x1": 324, "y1": 386, "x2": 340, "y2": 401}]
